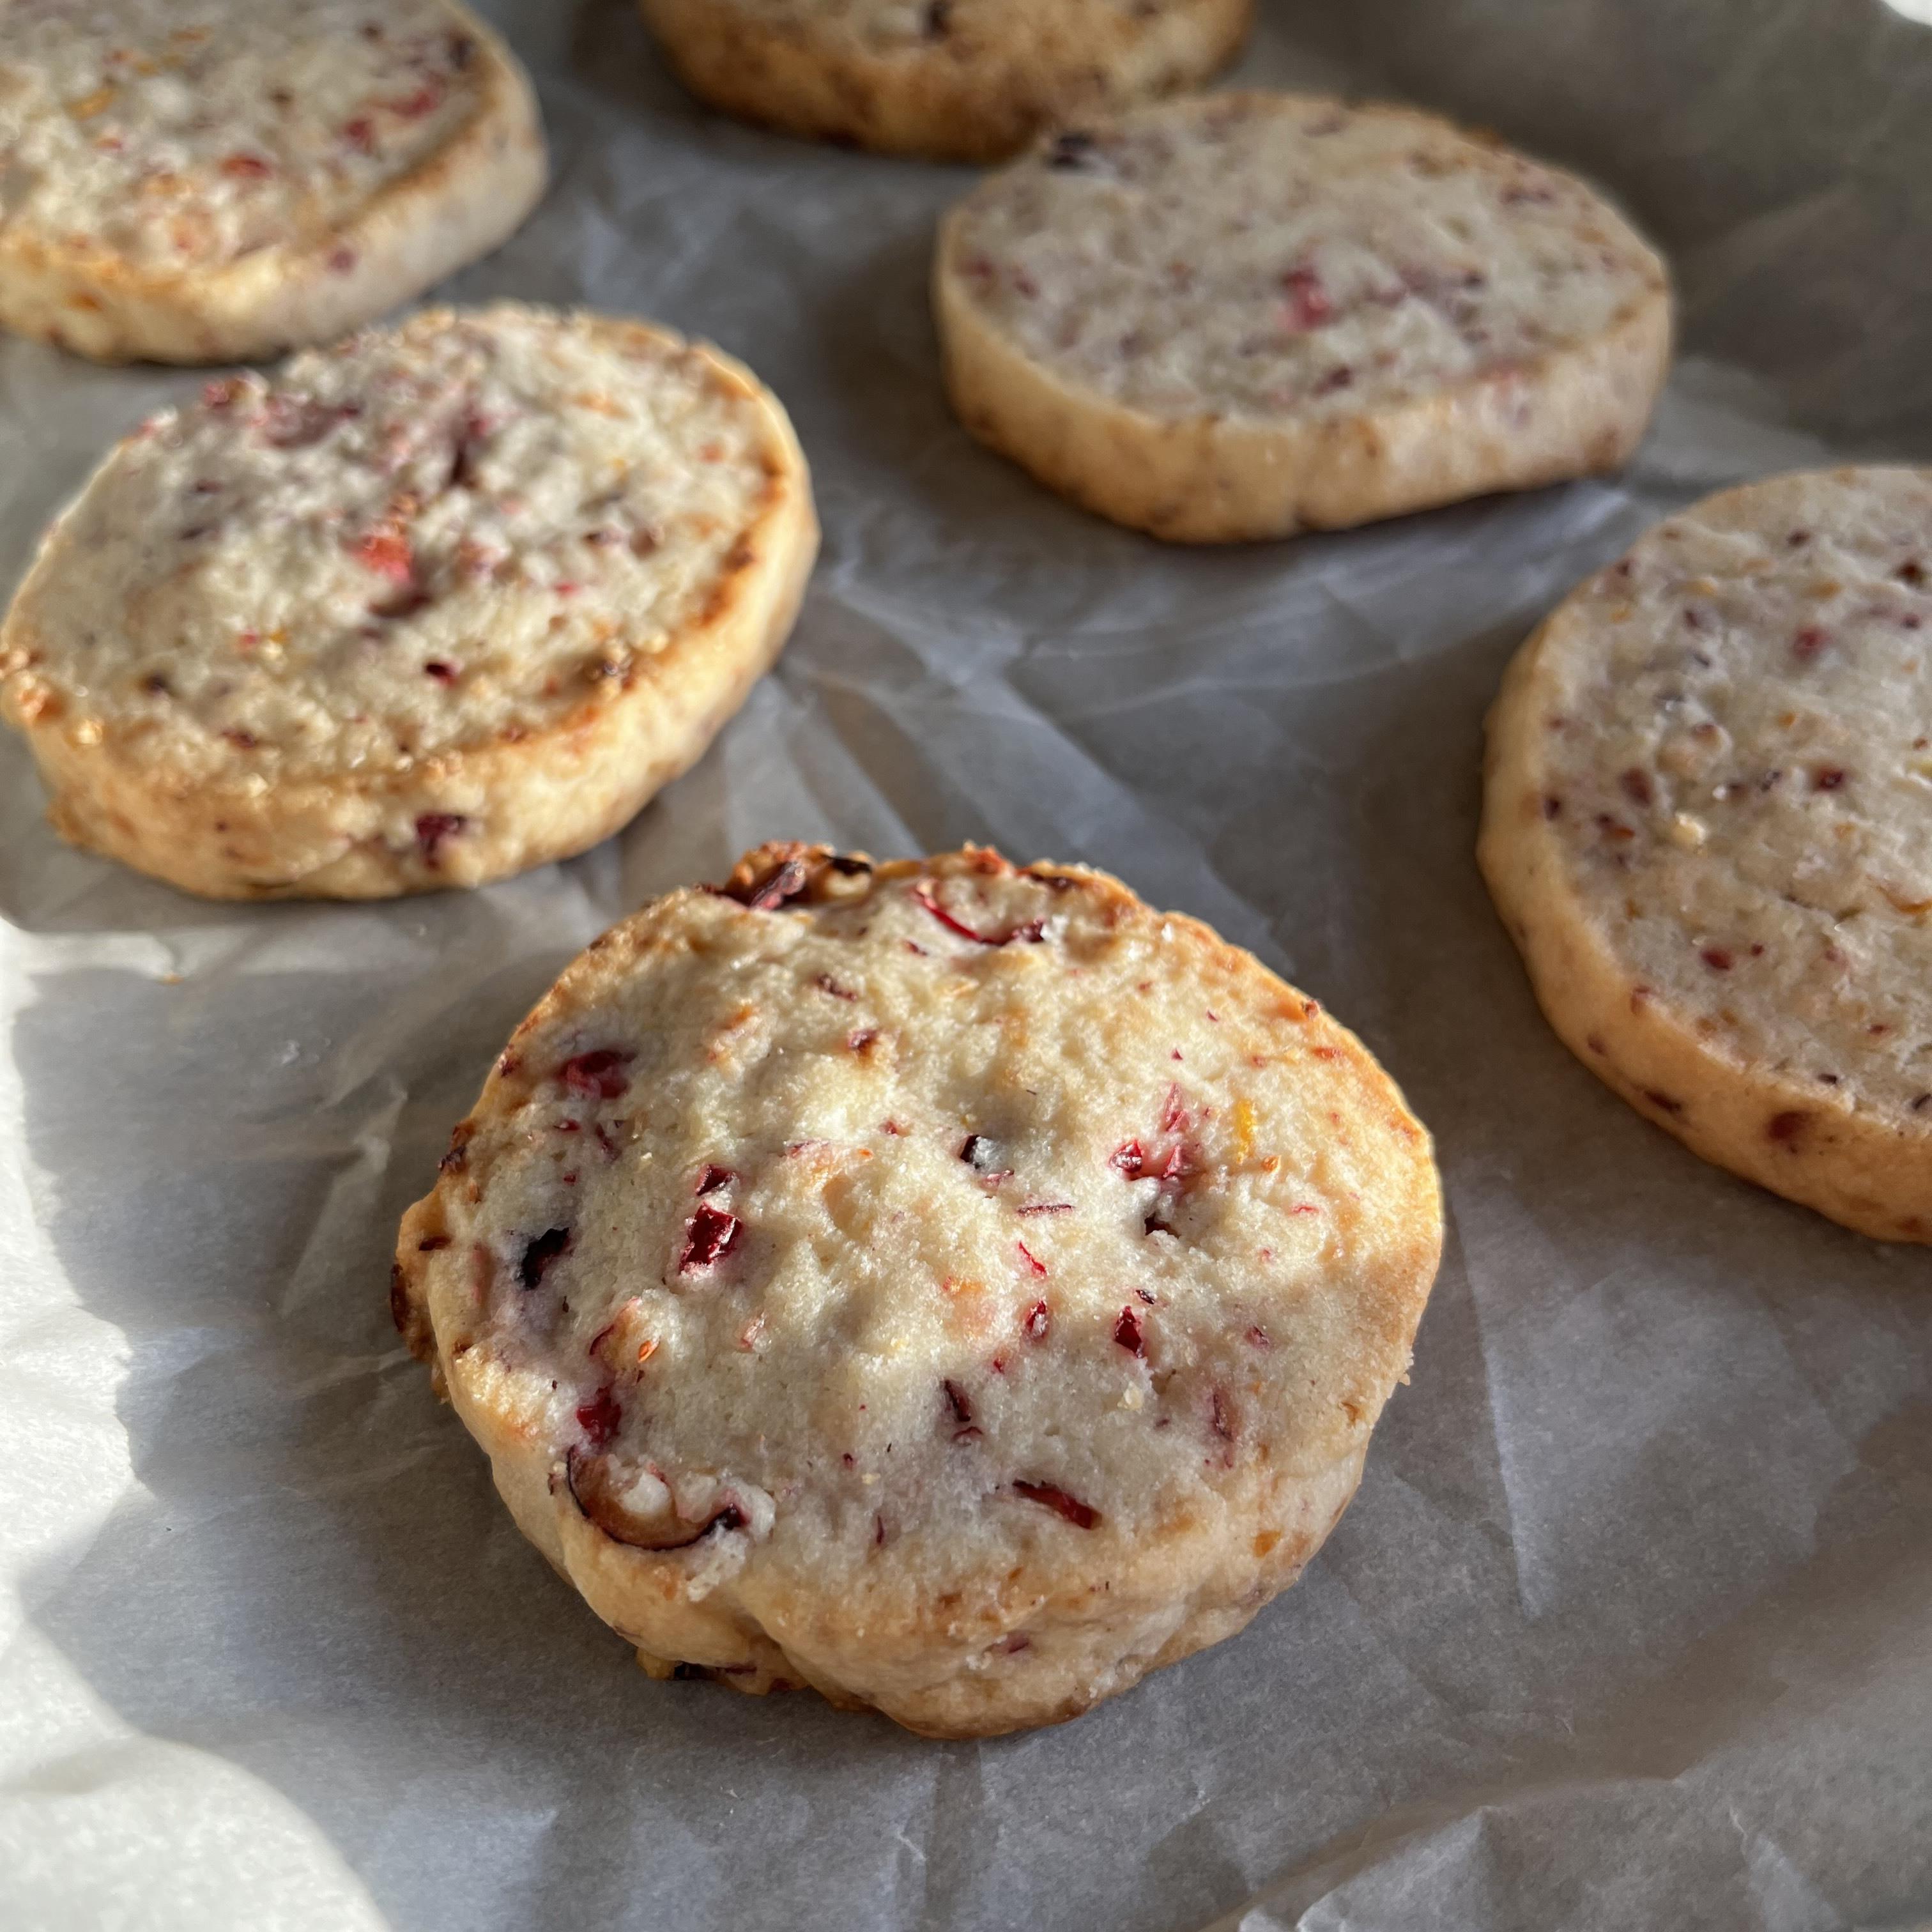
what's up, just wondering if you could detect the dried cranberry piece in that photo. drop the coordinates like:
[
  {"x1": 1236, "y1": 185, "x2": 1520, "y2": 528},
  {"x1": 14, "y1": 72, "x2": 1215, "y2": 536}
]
[
  {"x1": 576, "y1": 1387, "x2": 622, "y2": 1448},
  {"x1": 695, "y1": 1164, "x2": 735, "y2": 1196},
  {"x1": 943, "y1": 1380, "x2": 974, "y2": 1431},
  {"x1": 1015, "y1": 1240, "x2": 1046, "y2": 1278},
  {"x1": 1113, "y1": 1307, "x2": 1146, "y2": 1356},
  {"x1": 415, "y1": 813, "x2": 466, "y2": 863},
  {"x1": 261, "y1": 395, "x2": 358, "y2": 450},
  {"x1": 679, "y1": 1203, "x2": 742, "y2": 1273},
  {"x1": 1022, "y1": 1300, "x2": 1050, "y2": 1340},
  {"x1": 351, "y1": 527, "x2": 414, "y2": 583},
  {"x1": 220, "y1": 152, "x2": 272, "y2": 179},
  {"x1": 1011, "y1": 1481, "x2": 1100, "y2": 1529},
  {"x1": 519, "y1": 1227, "x2": 571, "y2": 1289},
  {"x1": 815, "y1": 973, "x2": 857, "y2": 1001},
  {"x1": 1110, "y1": 1140, "x2": 1147, "y2": 1178},
  {"x1": 561, "y1": 1049, "x2": 632, "y2": 1100},
  {"x1": 911, "y1": 881, "x2": 1046, "y2": 947},
  {"x1": 423, "y1": 659, "x2": 457, "y2": 684},
  {"x1": 387, "y1": 80, "x2": 444, "y2": 117},
  {"x1": 1282, "y1": 265, "x2": 1333, "y2": 331}
]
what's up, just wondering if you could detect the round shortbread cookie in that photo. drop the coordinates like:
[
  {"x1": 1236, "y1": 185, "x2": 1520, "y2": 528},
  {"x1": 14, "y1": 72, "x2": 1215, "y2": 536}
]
[
  {"x1": 934, "y1": 92, "x2": 1673, "y2": 542},
  {"x1": 636, "y1": 0, "x2": 1252, "y2": 164},
  {"x1": 1480, "y1": 467, "x2": 1932, "y2": 1243},
  {"x1": 0, "y1": 0, "x2": 546, "y2": 364},
  {"x1": 0, "y1": 303, "x2": 817, "y2": 900},
  {"x1": 393, "y1": 843, "x2": 1443, "y2": 1737}
]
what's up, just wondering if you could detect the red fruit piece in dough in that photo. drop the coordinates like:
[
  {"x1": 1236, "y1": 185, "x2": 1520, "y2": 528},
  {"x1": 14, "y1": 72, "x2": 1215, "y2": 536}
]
[
  {"x1": 561, "y1": 1049, "x2": 632, "y2": 1100},
  {"x1": 680, "y1": 1203, "x2": 742, "y2": 1272},
  {"x1": 1012, "y1": 1481, "x2": 1100, "y2": 1529},
  {"x1": 912, "y1": 880, "x2": 1045, "y2": 947}
]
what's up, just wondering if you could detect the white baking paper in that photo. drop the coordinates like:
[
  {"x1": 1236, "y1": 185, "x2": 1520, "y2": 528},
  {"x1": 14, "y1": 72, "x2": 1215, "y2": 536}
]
[{"x1": 1, "y1": 3, "x2": 1929, "y2": 1928}]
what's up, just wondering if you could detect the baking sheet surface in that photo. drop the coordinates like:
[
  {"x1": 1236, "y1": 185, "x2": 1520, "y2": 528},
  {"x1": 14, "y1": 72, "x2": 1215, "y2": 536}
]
[{"x1": 1, "y1": 3, "x2": 1929, "y2": 1928}]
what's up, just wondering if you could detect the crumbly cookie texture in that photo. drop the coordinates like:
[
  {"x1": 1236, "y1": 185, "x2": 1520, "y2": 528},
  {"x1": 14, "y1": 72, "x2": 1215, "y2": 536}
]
[
  {"x1": 0, "y1": 303, "x2": 816, "y2": 898},
  {"x1": 0, "y1": 0, "x2": 546, "y2": 362},
  {"x1": 1480, "y1": 467, "x2": 1932, "y2": 1243},
  {"x1": 636, "y1": 0, "x2": 1252, "y2": 164},
  {"x1": 935, "y1": 91, "x2": 1672, "y2": 542},
  {"x1": 394, "y1": 843, "x2": 1443, "y2": 1738}
]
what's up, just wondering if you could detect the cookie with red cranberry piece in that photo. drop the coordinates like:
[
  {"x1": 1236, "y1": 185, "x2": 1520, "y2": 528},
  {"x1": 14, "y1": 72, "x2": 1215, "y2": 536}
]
[
  {"x1": 394, "y1": 842, "x2": 1442, "y2": 1737},
  {"x1": 0, "y1": 302, "x2": 816, "y2": 899},
  {"x1": 0, "y1": 0, "x2": 546, "y2": 364},
  {"x1": 636, "y1": 0, "x2": 1252, "y2": 164},
  {"x1": 1480, "y1": 466, "x2": 1932, "y2": 1243},
  {"x1": 934, "y1": 91, "x2": 1672, "y2": 542}
]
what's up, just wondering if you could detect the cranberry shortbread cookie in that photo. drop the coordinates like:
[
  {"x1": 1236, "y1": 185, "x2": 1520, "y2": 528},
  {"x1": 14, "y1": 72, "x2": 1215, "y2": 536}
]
[
  {"x1": 394, "y1": 843, "x2": 1443, "y2": 1737},
  {"x1": 636, "y1": 0, "x2": 1252, "y2": 164},
  {"x1": 0, "y1": 0, "x2": 546, "y2": 364},
  {"x1": 935, "y1": 93, "x2": 1672, "y2": 542},
  {"x1": 1480, "y1": 468, "x2": 1932, "y2": 1243},
  {"x1": 0, "y1": 304, "x2": 816, "y2": 899}
]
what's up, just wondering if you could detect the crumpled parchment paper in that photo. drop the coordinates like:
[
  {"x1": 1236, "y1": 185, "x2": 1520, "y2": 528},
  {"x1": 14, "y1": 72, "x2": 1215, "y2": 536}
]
[{"x1": 1, "y1": 2, "x2": 1929, "y2": 1928}]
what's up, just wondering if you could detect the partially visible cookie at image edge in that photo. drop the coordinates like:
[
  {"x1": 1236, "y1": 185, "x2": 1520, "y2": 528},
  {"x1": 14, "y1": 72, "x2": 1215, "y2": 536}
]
[
  {"x1": 0, "y1": 303, "x2": 817, "y2": 899},
  {"x1": 0, "y1": 0, "x2": 546, "y2": 364},
  {"x1": 395, "y1": 842, "x2": 1443, "y2": 1737},
  {"x1": 1480, "y1": 466, "x2": 1932, "y2": 1242},
  {"x1": 934, "y1": 91, "x2": 1672, "y2": 542},
  {"x1": 636, "y1": 0, "x2": 1253, "y2": 164}
]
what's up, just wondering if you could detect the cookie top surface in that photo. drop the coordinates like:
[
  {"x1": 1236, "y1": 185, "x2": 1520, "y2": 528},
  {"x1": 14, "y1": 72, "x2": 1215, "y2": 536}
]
[
  {"x1": 0, "y1": 0, "x2": 502, "y2": 274},
  {"x1": 940, "y1": 91, "x2": 1667, "y2": 422},
  {"x1": 1496, "y1": 466, "x2": 1932, "y2": 1119},
  {"x1": 1, "y1": 303, "x2": 793, "y2": 784},
  {"x1": 406, "y1": 845, "x2": 1441, "y2": 1605}
]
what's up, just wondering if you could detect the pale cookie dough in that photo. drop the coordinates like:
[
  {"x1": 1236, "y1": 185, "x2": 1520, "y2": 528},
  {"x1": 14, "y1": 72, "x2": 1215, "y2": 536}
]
[
  {"x1": 935, "y1": 91, "x2": 1672, "y2": 542},
  {"x1": 0, "y1": 303, "x2": 817, "y2": 899},
  {"x1": 0, "y1": 0, "x2": 546, "y2": 363},
  {"x1": 636, "y1": 0, "x2": 1252, "y2": 164},
  {"x1": 394, "y1": 843, "x2": 1443, "y2": 1737},
  {"x1": 1480, "y1": 466, "x2": 1932, "y2": 1243}
]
